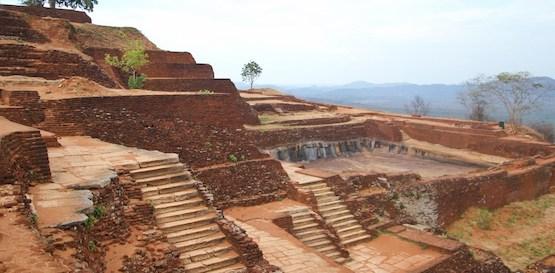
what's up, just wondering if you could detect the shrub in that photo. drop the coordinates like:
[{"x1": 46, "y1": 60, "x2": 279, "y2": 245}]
[
  {"x1": 228, "y1": 154, "x2": 238, "y2": 163},
  {"x1": 105, "y1": 40, "x2": 149, "y2": 89},
  {"x1": 128, "y1": 74, "x2": 146, "y2": 89},
  {"x1": 476, "y1": 208, "x2": 493, "y2": 230}
]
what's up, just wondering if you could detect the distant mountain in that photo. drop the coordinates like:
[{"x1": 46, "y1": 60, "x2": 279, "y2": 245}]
[{"x1": 236, "y1": 77, "x2": 555, "y2": 125}]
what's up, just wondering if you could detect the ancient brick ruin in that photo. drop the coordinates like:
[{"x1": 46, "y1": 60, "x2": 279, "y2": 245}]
[{"x1": 0, "y1": 4, "x2": 554, "y2": 273}]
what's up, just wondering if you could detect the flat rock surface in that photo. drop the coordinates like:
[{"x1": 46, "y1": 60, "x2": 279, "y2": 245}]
[{"x1": 31, "y1": 136, "x2": 178, "y2": 228}]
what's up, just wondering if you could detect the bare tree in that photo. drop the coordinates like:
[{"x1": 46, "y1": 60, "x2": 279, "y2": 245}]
[
  {"x1": 405, "y1": 95, "x2": 430, "y2": 116},
  {"x1": 458, "y1": 85, "x2": 491, "y2": 121},
  {"x1": 465, "y1": 72, "x2": 550, "y2": 129}
]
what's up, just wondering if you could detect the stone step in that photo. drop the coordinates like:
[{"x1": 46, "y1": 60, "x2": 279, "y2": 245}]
[
  {"x1": 339, "y1": 229, "x2": 367, "y2": 241},
  {"x1": 326, "y1": 251, "x2": 342, "y2": 260},
  {"x1": 308, "y1": 239, "x2": 333, "y2": 249},
  {"x1": 142, "y1": 180, "x2": 195, "y2": 197},
  {"x1": 144, "y1": 188, "x2": 199, "y2": 205},
  {"x1": 336, "y1": 224, "x2": 363, "y2": 234},
  {"x1": 303, "y1": 234, "x2": 329, "y2": 245},
  {"x1": 292, "y1": 222, "x2": 319, "y2": 232},
  {"x1": 295, "y1": 228, "x2": 321, "y2": 239},
  {"x1": 318, "y1": 200, "x2": 343, "y2": 208},
  {"x1": 322, "y1": 209, "x2": 352, "y2": 219},
  {"x1": 319, "y1": 204, "x2": 348, "y2": 214},
  {"x1": 166, "y1": 224, "x2": 221, "y2": 244},
  {"x1": 316, "y1": 195, "x2": 340, "y2": 203},
  {"x1": 343, "y1": 234, "x2": 372, "y2": 246},
  {"x1": 314, "y1": 191, "x2": 336, "y2": 198},
  {"x1": 331, "y1": 219, "x2": 360, "y2": 230},
  {"x1": 292, "y1": 217, "x2": 313, "y2": 226},
  {"x1": 153, "y1": 197, "x2": 204, "y2": 214},
  {"x1": 310, "y1": 187, "x2": 333, "y2": 194},
  {"x1": 138, "y1": 155, "x2": 179, "y2": 168},
  {"x1": 130, "y1": 163, "x2": 185, "y2": 179},
  {"x1": 300, "y1": 183, "x2": 328, "y2": 190},
  {"x1": 326, "y1": 214, "x2": 355, "y2": 225},
  {"x1": 135, "y1": 171, "x2": 191, "y2": 187},
  {"x1": 318, "y1": 245, "x2": 337, "y2": 254},
  {"x1": 209, "y1": 263, "x2": 246, "y2": 273},
  {"x1": 156, "y1": 206, "x2": 210, "y2": 224},
  {"x1": 174, "y1": 232, "x2": 226, "y2": 253},
  {"x1": 180, "y1": 241, "x2": 233, "y2": 264},
  {"x1": 183, "y1": 252, "x2": 240, "y2": 273},
  {"x1": 158, "y1": 213, "x2": 217, "y2": 232},
  {"x1": 291, "y1": 213, "x2": 312, "y2": 221}
]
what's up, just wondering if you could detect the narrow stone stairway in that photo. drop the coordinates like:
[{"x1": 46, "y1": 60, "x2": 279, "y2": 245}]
[
  {"x1": 290, "y1": 208, "x2": 349, "y2": 264},
  {"x1": 298, "y1": 181, "x2": 371, "y2": 246},
  {"x1": 130, "y1": 156, "x2": 246, "y2": 273}
]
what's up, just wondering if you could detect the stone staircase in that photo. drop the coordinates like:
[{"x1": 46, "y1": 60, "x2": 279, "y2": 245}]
[
  {"x1": 298, "y1": 180, "x2": 371, "y2": 246},
  {"x1": 289, "y1": 208, "x2": 348, "y2": 264},
  {"x1": 130, "y1": 157, "x2": 246, "y2": 273}
]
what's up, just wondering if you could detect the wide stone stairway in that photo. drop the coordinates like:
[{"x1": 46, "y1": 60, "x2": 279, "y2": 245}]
[
  {"x1": 290, "y1": 208, "x2": 349, "y2": 264},
  {"x1": 298, "y1": 180, "x2": 371, "y2": 246},
  {"x1": 130, "y1": 157, "x2": 245, "y2": 273}
]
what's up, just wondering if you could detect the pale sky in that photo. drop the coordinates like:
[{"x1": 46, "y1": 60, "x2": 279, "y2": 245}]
[{"x1": 4, "y1": 0, "x2": 555, "y2": 85}]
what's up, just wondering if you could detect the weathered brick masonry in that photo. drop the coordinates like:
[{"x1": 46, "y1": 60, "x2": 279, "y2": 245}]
[
  {"x1": 254, "y1": 120, "x2": 402, "y2": 148},
  {"x1": 0, "y1": 117, "x2": 50, "y2": 188},
  {"x1": 0, "y1": 4, "x2": 91, "y2": 23}
]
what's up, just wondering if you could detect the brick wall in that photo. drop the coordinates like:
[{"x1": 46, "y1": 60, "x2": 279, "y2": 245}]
[
  {"x1": 397, "y1": 158, "x2": 555, "y2": 227},
  {"x1": 0, "y1": 4, "x2": 91, "y2": 23},
  {"x1": 401, "y1": 123, "x2": 555, "y2": 158},
  {"x1": 0, "y1": 117, "x2": 51, "y2": 190},
  {"x1": 195, "y1": 158, "x2": 289, "y2": 208},
  {"x1": 0, "y1": 90, "x2": 44, "y2": 125},
  {"x1": 39, "y1": 94, "x2": 261, "y2": 168},
  {"x1": 254, "y1": 120, "x2": 402, "y2": 148}
]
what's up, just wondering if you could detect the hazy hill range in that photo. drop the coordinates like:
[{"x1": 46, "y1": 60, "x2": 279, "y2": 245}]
[{"x1": 237, "y1": 77, "x2": 555, "y2": 125}]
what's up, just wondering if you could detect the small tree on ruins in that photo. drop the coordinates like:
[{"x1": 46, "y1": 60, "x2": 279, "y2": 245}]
[
  {"x1": 464, "y1": 72, "x2": 551, "y2": 130},
  {"x1": 22, "y1": 0, "x2": 98, "y2": 11},
  {"x1": 457, "y1": 85, "x2": 491, "y2": 121},
  {"x1": 241, "y1": 61, "x2": 263, "y2": 89},
  {"x1": 105, "y1": 40, "x2": 150, "y2": 89},
  {"x1": 405, "y1": 95, "x2": 431, "y2": 116}
]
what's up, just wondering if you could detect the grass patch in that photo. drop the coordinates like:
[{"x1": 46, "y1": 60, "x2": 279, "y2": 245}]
[
  {"x1": 258, "y1": 114, "x2": 275, "y2": 124},
  {"x1": 476, "y1": 208, "x2": 493, "y2": 230},
  {"x1": 71, "y1": 23, "x2": 158, "y2": 50}
]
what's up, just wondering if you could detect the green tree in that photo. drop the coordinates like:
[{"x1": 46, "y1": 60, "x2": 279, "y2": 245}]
[
  {"x1": 105, "y1": 40, "x2": 150, "y2": 89},
  {"x1": 21, "y1": 0, "x2": 45, "y2": 7},
  {"x1": 22, "y1": 0, "x2": 98, "y2": 11},
  {"x1": 241, "y1": 61, "x2": 263, "y2": 89}
]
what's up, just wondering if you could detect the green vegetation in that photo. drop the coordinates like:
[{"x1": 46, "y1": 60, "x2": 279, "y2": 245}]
[
  {"x1": 105, "y1": 40, "x2": 150, "y2": 89},
  {"x1": 88, "y1": 240, "x2": 97, "y2": 252},
  {"x1": 28, "y1": 213, "x2": 38, "y2": 226},
  {"x1": 241, "y1": 61, "x2": 263, "y2": 89},
  {"x1": 227, "y1": 154, "x2": 238, "y2": 163},
  {"x1": 22, "y1": 0, "x2": 98, "y2": 11},
  {"x1": 447, "y1": 194, "x2": 555, "y2": 271},
  {"x1": 83, "y1": 205, "x2": 107, "y2": 230},
  {"x1": 476, "y1": 208, "x2": 493, "y2": 230}
]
